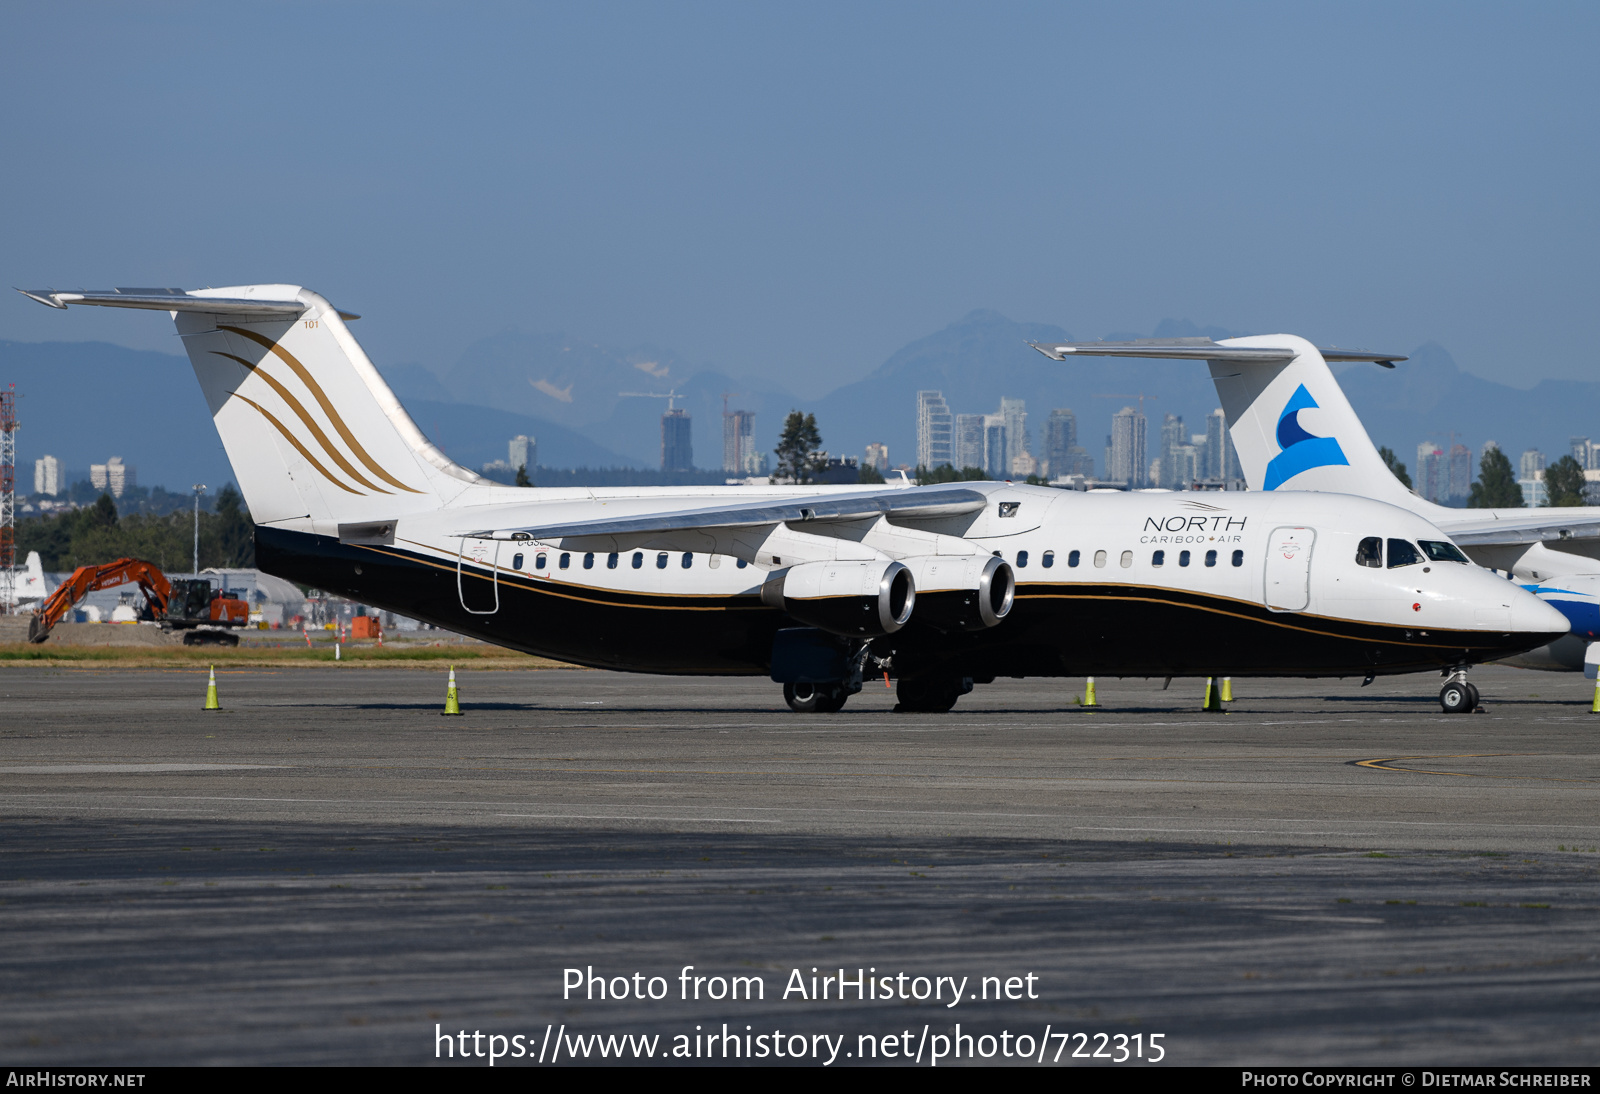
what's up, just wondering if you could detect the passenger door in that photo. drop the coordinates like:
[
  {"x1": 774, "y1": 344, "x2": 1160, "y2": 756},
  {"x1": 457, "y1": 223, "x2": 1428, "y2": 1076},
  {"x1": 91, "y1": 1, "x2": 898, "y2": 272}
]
[{"x1": 1264, "y1": 527, "x2": 1315, "y2": 612}]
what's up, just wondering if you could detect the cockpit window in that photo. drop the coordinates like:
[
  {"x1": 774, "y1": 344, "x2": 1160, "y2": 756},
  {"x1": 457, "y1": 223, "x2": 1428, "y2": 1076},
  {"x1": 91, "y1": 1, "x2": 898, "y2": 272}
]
[
  {"x1": 1355, "y1": 537, "x2": 1382, "y2": 568},
  {"x1": 1419, "y1": 540, "x2": 1469, "y2": 564},
  {"x1": 1386, "y1": 538, "x2": 1423, "y2": 568}
]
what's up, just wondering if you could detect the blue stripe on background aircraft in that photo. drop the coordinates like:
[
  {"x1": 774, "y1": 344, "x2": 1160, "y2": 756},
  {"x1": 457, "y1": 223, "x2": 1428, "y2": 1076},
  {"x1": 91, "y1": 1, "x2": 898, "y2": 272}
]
[
  {"x1": 1031, "y1": 334, "x2": 1600, "y2": 679},
  {"x1": 20, "y1": 286, "x2": 1568, "y2": 714}
]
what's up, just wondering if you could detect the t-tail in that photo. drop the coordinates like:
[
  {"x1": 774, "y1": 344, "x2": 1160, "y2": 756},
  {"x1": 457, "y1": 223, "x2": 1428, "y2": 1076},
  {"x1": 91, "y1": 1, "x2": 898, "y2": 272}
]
[
  {"x1": 1028, "y1": 334, "x2": 1424, "y2": 507},
  {"x1": 17, "y1": 286, "x2": 483, "y2": 537}
]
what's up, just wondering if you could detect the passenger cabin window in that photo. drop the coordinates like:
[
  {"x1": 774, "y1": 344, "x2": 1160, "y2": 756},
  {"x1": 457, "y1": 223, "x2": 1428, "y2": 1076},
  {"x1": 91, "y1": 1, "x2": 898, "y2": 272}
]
[
  {"x1": 1205, "y1": 549, "x2": 1217, "y2": 567},
  {"x1": 1420, "y1": 540, "x2": 1469, "y2": 564},
  {"x1": 1179, "y1": 550, "x2": 1191, "y2": 567},
  {"x1": 1016, "y1": 550, "x2": 1029, "y2": 568},
  {"x1": 1232, "y1": 549, "x2": 1244, "y2": 567},
  {"x1": 607, "y1": 552, "x2": 619, "y2": 569},
  {"x1": 632, "y1": 552, "x2": 643, "y2": 569},
  {"x1": 559, "y1": 553, "x2": 571, "y2": 569},
  {"x1": 1387, "y1": 539, "x2": 1423, "y2": 568},
  {"x1": 1152, "y1": 550, "x2": 1165, "y2": 567},
  {"x1": 656, "y1": 553, "x2": 668, "y2": 569},
  {"x1": 1093, "y1": 550, "x2": 1107, "y2": 568},
  {"x1": 1355, "y1": 537, "x2": 1382, "y2": 568},
  {"x1": 536, "y1": 553, "x2": 547, "y2": 568},
  {"x1": 583, "y1": 552, "x2": 595, "y2": 569},
  {"x1": 681, "y1": 552, "x2": 693, "y2": 569},
  {"x1": 512, "y1": 553, "x2": 524, "y2": 570},
  {"x1": 1119, "y1": 550, "x2": 1133, "y2": 568},
  {"x1": 1068, "y1": 550, "x2": 1080, "y2": 568},
  {"x1": 1042, "y1": 550, "x2": 1054, "y2": 569}
]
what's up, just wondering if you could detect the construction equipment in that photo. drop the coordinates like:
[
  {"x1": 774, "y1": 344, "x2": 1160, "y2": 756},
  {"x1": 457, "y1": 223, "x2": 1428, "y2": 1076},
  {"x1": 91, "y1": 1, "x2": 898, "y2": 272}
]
[{"x1": 28, "y1": 558, "x2": 249, "y2": 645}]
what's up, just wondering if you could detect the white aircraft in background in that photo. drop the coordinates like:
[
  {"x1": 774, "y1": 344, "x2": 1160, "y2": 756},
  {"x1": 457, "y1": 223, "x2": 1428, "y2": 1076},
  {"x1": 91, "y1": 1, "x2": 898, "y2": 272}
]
[
  {"x1": 20, "y1": 285, "x2": 1566, "y2": 714},
  {"x1": 11, "y1": 551, "x2": 52, "y2": 609},
  {"x1": 1031, "y1": 334, "x2": 1600, "y2": 677}
]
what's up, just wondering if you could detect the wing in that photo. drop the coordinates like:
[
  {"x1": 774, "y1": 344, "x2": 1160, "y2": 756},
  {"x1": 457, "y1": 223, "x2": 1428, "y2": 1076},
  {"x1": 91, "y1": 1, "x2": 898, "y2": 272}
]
[
  {"x1": 1437, "y1": 512, "x2": 1600, "y2": 547},
  {"x1": 1027, "y1": 337, "x2": 1407, "y2": 367},
  {"x1": 459, "y1": 485, "x2": 991, "y2": 541}
]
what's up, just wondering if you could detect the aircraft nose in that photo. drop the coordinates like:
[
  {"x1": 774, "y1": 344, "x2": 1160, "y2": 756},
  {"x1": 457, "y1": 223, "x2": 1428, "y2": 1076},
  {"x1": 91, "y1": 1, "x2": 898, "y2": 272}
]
[{"x1": 1511, "y1": 588, "x2": 1572, "y2": 638}]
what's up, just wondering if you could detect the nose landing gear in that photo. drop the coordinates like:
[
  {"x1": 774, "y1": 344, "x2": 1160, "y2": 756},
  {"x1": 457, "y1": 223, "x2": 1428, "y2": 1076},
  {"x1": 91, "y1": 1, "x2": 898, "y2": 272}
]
[{"x1": 1439, "y1": 666, "x2": 1481, "y2": 714}]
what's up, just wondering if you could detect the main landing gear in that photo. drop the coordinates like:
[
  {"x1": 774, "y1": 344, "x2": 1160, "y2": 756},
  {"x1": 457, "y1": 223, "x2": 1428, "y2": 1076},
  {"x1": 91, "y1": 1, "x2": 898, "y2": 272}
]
[
  {"x1": 782, "y1": 682, "x2": 850, "y2": 714},
  {"x1": 1438, "y1": 666, "x2": 1481, "y2": 714},
  {"x1": 894, "y1": 675, "x2": 974, "y2": 714}
]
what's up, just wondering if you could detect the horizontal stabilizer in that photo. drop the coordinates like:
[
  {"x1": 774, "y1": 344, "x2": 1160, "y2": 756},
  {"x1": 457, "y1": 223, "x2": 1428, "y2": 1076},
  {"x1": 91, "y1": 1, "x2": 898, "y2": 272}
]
[
  {"x1": 17, "y1": 287, "x2": 313, "y2": 318},
  {"x1": 1028, "y1": 338, "x2": 1406, "y2": 367},
  {"x1": 464, "y1": 485, "x2": 990, "y2": 541}
]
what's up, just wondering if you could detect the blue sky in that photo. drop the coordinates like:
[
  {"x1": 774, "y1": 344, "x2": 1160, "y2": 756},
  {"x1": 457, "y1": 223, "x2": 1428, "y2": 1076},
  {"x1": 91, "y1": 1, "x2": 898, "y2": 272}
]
[{"x1": 2, "y1": 2, "x2": 1595, "y2": 398}]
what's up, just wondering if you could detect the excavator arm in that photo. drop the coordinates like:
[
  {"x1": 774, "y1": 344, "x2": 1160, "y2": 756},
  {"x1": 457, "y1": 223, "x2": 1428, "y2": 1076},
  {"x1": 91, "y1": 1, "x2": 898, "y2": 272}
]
[{"x1": 29, "y1": 559, "x2": 172, "y2": 643}]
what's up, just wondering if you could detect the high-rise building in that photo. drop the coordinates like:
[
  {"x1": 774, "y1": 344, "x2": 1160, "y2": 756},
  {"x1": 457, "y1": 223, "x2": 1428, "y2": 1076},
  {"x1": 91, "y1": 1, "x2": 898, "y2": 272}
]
[
  {"x1": 1571, "y1": 437, "x2": 1595, "y2": 470},
  {"x1": 1520, "y1": 448, "x2": 1545, "y2": 481},
  {"x1": 983, "y1": 414, "x2": 1007, "y2": 478},
  {"x1": 1416, "y1": 442, "x2": 1445, "y2": 503},
  {"x1": 863, "y1": 443, "x2": 889, "y2": 473},
  {"x1": 90, "y1": 456, "x2": 134, "y2": 498},
  {"x1": 916, "y1": 391, "x2": 952, "y2": 470},
  {"x1": 1447, "y1": 444, "x2": 1473, "y2": 503},
  {"x1": 508, "y1": 435, "x2": 535, "y2": 472},
  {"x1": 34, "y1": 455, "x2": 61, "y2": 496},
  {"x1": 999, "y1": 397, "x2": 1028, "y2": 472},
  {"x1": 1045, "y1": 409, "x2": 1076, "y2": 479},
  {"x1": 1201, "y1": 409, "x2": 1241, "y2": 482},
  {"x1": 953, "y1": 414, "x2": 985, "y2": 471},
  {"x1": 722, "y1": 410, "x2": 757, "y2": 473},
  {"x1": 1109, "y1": 407, "x2": 1146, "y2": 487},
  {"x1": 1158, "y1": 414, "x2": 1187, "y2": 488},
  {"x1": 661, "y1": 409, "x2": 693, "y2": 471}
]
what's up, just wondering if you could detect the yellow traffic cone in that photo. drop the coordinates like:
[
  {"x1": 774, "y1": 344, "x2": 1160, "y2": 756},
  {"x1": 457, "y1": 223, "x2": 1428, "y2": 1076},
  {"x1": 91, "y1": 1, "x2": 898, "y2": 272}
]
[
  {"x1": 1220, "y1": 676, "x2": 1234, "y2": 703},
  {"x1": 1202, "y1": 677, "x2": 1225, "y2": 712},
  {"x1": 1082, "y1": 676, "x2": 1098, "y2": 707},
  {"x1": 204, "y1": 665, "x2": 220, "y2": 711},
  {"x1": 442, "y1": 665, "x2": 462, "y2": 716}
]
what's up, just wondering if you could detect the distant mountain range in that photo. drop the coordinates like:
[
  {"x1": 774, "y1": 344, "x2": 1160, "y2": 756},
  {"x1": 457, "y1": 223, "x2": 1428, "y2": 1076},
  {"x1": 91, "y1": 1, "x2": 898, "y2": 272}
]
[{"x1": 1, "y1": 314, "x2": 1594, "y2": 493}]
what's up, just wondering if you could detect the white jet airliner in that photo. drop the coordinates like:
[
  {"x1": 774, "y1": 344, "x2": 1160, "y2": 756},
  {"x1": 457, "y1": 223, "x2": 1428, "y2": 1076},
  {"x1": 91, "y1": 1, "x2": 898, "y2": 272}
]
[
  {"x1": 1031, "y1": 333, "x2": 1600, "y2": 677},
  {"x1": 21, "y1": 286, "x2": 1567, "y2": 714}
]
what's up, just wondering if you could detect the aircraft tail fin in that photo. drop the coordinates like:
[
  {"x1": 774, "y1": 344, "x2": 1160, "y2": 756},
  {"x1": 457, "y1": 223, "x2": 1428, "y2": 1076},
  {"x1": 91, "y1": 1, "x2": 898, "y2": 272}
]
[
  {"x1": 1031, "y1": 335, "x2": 1426, "y2": 509},
  {"x1": 19, "y1": 286, "x2": 482, "y2": 535}
]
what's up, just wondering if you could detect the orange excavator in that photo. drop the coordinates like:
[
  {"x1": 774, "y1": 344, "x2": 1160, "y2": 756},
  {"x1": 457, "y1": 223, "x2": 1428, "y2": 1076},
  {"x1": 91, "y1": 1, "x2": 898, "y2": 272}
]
[{"x1": 29, "y1": 558, "x2": 249, "y2": 646}]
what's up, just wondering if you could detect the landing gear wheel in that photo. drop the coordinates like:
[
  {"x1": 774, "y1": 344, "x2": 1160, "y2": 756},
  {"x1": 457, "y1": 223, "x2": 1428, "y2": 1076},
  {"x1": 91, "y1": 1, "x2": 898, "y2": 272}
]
[
  {"x1": 894, "y1": 676, "x2": 969, "y2": 714},
  {"x1": 1466, "y1": 682, "x2": 1481, "y2": 710},
  {"x1": 1440, "y1": 681, "x2": 1473, "y2": 714},
  {"x1": 783, "y1": 682, "x2": 847, "y2": 714}
]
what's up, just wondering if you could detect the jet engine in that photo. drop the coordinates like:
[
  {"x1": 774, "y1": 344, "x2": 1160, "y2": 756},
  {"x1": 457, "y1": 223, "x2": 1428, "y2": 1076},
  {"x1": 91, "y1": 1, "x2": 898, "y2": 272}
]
[
  {"x1": 900, "y1": 554, "x2": 1014, "y2": 631},
  {"x1": 762, "y1": 560, "x2": 915, "y2": 636}
]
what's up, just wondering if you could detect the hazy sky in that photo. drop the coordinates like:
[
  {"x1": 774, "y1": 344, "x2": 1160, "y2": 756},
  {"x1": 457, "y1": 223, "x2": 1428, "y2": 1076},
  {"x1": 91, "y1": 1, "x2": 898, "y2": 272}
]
[{"x1": 2, "y1": 2, "x2": 1595, "y2": 398}]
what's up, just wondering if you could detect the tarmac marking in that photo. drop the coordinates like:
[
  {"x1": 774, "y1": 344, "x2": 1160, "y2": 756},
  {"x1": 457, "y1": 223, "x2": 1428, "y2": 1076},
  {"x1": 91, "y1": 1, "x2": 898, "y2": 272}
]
[
  {"x1": 0, "y1": 764, "x2": 288, "y2": 774},
  {"x1": 1355, "y1": 755, "x2": 1600, "y2": 783}
]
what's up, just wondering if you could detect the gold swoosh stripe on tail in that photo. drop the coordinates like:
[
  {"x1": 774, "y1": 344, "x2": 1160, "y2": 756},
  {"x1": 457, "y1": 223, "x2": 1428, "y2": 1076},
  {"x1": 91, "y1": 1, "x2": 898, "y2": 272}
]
[
  {"x1": 211, "y1": 351, "x2": 391, "y2": 495},
  {"x1": 233, "y1": 394, "x2": 364, "y2": 495},
  {"x1": 220, "y1": 325, "x2": 424, "y2": 494}
]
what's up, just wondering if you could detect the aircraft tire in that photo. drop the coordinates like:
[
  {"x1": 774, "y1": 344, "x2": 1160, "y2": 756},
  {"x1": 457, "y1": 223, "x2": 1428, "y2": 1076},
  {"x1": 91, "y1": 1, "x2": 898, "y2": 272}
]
[
  {"x1": 895, "y1": 676, "x2": 964, "y2": 714},
  {"x1": 783, "y1": 682, "x2": 846, "y2": 714},
  {"x1": 1439, "y1": 682, "x2": 1473, "y2": 714},
  {"x1": 1466, "y1": 682, "x2": 1481, "y2": 710}
]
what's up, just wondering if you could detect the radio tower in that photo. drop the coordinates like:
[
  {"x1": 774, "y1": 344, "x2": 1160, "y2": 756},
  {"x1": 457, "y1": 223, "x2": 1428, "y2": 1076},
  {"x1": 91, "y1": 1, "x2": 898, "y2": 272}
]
[{"x1": 0, "y1": 385, "x2": 15, "y2": 614}]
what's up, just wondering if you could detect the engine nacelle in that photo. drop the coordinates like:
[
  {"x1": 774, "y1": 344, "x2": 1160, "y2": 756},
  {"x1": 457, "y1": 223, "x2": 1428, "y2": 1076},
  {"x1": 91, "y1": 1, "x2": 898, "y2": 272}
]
[
  {"x1": 762, "y1": 560, "x2": 915, "y2": 636},
  {"x1": 900, "y1": 554, "x2": 1014, "y2": 631}
]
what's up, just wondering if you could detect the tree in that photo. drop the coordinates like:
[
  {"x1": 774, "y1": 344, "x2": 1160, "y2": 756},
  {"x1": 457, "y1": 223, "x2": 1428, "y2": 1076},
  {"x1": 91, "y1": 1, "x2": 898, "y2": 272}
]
[
  {"x1": 856, "y1": 462, "x2": 885, "y2": 484},
  {"x1": 212, "y1": 484, "x2": 256, "y2": 567},
  {"x1": 774, "y1": 412, "x2": 823, "y2": 484},
  {"x1": 514, "y1": 463, "x2": 532, "y2": 488},
  {"x1": 1468, "y1": 447, "x2": 1523, "y2": 508},
  {"x1": 1378, "y1": 447, "x2": 1413, "y2": 490},
  {"x1": 1543, "y1": 455, "x2": 1587, "y2": 507},
  {"x1": 915, "y1": 464, "x2": 987, "y2": 485}
]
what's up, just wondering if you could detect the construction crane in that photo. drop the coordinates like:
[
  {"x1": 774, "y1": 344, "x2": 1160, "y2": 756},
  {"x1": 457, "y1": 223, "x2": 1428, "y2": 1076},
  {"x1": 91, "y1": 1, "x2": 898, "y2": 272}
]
[
  {"x1": 618, "y1": 389, "x2": 685, "y2": 409},
  {"x1": 29, "y1": 558, "x2": 249, "y2": 645}
]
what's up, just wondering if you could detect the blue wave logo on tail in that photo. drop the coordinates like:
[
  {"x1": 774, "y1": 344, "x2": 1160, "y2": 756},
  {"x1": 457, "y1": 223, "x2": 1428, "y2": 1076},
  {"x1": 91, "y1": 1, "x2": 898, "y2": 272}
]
[{"x1": 1263, "y1": 384, "x2": 1349, "y2": 490}]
